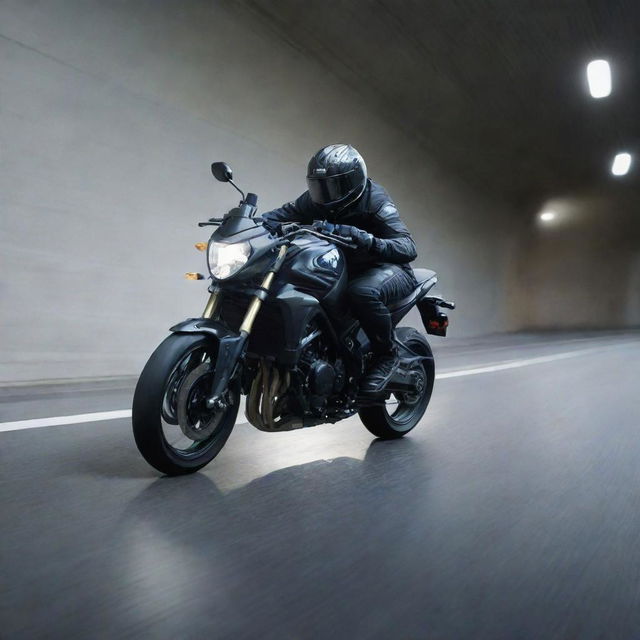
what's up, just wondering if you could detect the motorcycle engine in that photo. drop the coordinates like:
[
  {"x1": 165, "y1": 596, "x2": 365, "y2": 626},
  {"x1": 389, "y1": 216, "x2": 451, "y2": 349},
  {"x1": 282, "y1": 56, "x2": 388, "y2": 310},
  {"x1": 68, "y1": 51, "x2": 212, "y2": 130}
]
[
  {"x1": 290, "y1": 320, "x2": 351, "y2": 419},
  {"x1": 308, "y1": 360, "x2": 335, "y2": 413}
]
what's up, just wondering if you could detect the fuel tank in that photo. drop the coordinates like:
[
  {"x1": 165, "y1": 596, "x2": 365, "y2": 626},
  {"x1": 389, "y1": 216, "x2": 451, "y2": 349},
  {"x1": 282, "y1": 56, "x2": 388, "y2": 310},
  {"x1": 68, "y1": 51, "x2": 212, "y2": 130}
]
[{"x1": 272, "y1": 236, "x2": 347, "y2": 312}]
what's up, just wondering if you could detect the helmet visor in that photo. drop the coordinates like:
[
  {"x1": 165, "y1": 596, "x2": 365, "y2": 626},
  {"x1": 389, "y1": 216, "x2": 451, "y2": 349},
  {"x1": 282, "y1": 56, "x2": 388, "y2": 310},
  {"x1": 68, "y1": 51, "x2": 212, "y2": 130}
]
[{"x1": 307, "y1": 172, "x2": 360, "y2": 206}]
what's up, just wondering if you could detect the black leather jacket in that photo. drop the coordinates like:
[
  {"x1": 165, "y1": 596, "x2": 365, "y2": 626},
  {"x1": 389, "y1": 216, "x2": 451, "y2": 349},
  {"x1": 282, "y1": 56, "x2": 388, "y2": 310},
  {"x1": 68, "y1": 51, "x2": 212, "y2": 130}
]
[{"x1": 262, "y1": 179, "x2": 417, "y2": 273}]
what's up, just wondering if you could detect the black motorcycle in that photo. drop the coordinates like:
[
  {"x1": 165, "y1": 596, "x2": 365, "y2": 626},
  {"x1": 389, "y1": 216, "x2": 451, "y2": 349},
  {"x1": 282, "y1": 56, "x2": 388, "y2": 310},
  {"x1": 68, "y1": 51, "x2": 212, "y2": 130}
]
[{"x1": 132, "y1": 163, "x2": 455, "y2": 475}]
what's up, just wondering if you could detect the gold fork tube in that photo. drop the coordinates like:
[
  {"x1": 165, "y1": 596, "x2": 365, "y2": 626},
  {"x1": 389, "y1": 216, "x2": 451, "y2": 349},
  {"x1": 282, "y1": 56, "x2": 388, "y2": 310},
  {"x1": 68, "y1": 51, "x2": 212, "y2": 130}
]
[
  {"x1": 239, "y1": 272, "x2": 274, "y2": 334},
  {"x1": 239, "y1": 244, "x2": 288, "y2": 335},
  {"x1": 202, "y1": 289, "x2": 221, "y2": 319}
]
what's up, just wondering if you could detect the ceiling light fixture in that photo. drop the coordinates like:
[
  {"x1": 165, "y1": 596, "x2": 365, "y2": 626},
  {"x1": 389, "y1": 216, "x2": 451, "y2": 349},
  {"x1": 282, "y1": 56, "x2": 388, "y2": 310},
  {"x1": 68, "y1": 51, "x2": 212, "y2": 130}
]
[
  {"x1": 611, "y1": 152, "x2": 632, "y2": 176},
  {"x1": 539, "y1": 211, "x2": 556, "y2": 222},
  {"x1": 586, "y1": 59, "x2": 611, "y2": 98}
]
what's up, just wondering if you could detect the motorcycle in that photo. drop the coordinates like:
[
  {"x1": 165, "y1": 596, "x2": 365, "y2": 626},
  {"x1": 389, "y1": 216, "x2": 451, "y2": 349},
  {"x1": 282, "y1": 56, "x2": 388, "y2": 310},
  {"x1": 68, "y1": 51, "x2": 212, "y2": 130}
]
[{"x1": 132, "y1": 162, "x2": 455, "y2": 475}]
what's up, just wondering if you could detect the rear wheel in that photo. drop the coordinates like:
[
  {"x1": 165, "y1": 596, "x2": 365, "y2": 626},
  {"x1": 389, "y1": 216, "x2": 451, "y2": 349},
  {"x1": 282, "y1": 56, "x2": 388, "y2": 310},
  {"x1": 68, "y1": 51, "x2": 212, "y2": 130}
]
[
  {"x1": 132, "y1": 333, "x2": 240, "y2": 475},
  {"x1": 358, "y1": 327, "x2": 434, "y2": 439}
]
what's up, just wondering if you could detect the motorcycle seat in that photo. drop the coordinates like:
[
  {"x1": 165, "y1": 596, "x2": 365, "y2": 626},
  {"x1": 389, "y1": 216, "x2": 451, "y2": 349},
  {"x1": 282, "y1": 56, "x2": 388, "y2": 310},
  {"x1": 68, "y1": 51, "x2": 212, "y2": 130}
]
[{"x1": 388, "y1": 268, "x2": 437, "y2": 312}]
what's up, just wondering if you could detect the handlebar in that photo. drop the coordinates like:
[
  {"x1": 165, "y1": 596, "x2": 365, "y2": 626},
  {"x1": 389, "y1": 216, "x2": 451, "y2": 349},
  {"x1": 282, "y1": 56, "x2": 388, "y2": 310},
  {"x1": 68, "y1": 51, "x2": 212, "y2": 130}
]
[
  {"x1": 278, "y1": 226, "x2": 358, "y2": 250},
  {"x1": 196, "y1": 218, "x2": 358, "y2": 250}
]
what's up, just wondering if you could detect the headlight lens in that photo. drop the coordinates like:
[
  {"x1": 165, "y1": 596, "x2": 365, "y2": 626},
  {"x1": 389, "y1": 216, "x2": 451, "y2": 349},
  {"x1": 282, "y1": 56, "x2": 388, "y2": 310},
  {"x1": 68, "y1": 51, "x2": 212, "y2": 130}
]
[{"x1": 207, "y1": 240, "x2": 251, "y2": 279}]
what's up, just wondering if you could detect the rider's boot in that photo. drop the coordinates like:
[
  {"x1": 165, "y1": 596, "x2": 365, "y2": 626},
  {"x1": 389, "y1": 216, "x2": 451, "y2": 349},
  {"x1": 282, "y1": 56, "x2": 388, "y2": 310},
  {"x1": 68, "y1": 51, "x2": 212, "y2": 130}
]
[{"x1": 361, "y1": 346, "x2": 400, "y2": 394}]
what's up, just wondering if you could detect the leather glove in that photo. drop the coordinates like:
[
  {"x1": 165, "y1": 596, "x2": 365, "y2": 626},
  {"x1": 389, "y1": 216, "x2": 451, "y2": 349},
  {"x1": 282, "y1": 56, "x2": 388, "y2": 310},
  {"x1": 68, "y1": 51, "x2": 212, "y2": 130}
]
[
  {"x1": 333, "y1": 224, "x2": 374, "y2": 250},
  {"x1": 311, "y1": 220, "x2": 335, "y2": 234},
  {"x1": 312, "y1": 220, "x2": 373, "y2": 250}
]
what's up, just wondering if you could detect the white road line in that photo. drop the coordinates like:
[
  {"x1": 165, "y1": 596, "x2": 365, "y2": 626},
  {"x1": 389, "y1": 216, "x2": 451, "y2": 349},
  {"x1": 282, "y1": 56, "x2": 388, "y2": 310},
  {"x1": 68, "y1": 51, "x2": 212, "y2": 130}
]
[
  {"x1": 0, "y1": 345, "x2": 622, "y2": 432},
  {"x1": 0, "y1": 410, "x2": 132, "y2": 433},
  {"x1": 435, "y1": 347, "x2": 600, "y2": 379}
]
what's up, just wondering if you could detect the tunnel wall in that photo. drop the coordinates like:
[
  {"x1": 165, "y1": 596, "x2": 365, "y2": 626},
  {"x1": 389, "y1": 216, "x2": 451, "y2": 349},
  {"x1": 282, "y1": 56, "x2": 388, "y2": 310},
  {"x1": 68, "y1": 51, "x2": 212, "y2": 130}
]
[
  {"x1": 507, "y1": 196, "x2": 640, "y2": 330},
  {"x1": 0, "y1": 0, "x2": 514, "y2": 383}
]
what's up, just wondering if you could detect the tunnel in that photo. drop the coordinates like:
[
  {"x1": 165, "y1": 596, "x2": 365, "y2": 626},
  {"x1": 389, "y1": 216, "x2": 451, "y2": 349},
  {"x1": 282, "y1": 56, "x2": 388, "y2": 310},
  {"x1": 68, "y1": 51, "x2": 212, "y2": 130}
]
[{"x1": 1, "y1": 1, "x2": 639, "y2": 638}]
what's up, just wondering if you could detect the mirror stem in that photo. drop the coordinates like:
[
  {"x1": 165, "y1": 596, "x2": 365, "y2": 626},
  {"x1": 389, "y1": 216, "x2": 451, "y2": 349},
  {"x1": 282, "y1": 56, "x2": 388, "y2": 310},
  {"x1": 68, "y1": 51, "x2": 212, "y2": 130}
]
[{"x1": 228, "y1": 179, "x2": 245, "y2": 203}]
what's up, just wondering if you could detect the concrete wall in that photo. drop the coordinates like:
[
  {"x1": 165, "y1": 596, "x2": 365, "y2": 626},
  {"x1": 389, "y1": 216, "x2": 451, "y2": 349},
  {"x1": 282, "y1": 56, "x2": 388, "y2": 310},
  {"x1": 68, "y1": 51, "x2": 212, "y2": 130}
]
[
  {"x1": 0, "y1": 0, "x2": 514, "y2": 383},
  {"x1": 507, "y1": 194, "x2": 640, "y2": 330}
]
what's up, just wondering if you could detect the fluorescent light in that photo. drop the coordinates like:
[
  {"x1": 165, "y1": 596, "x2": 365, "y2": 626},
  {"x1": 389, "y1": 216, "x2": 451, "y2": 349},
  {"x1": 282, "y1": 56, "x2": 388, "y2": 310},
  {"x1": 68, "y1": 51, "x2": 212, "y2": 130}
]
[
  {"x1": 611, "y1": 152, "x2": 632, "y2": 176},
  {"x1": 539, "y1": 211, "x2": 556, "y2": 222},
  {"x1": 586, "y1": 60, "x2": 611, "y2": 98}
]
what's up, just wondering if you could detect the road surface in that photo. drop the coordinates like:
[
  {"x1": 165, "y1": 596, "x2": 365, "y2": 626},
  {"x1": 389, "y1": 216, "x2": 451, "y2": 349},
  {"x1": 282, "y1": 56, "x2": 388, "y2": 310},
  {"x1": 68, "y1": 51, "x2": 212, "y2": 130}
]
[{"x1": 1, "y1": 332, "x2": 639, "y2": 639}]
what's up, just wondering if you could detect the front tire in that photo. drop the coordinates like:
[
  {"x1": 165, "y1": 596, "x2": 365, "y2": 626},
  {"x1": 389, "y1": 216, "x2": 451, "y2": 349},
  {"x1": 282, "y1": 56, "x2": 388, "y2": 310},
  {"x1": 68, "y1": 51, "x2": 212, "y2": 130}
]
[
  {"x1": 132, "y1": 333, "x2": 240, "y2": 475},
  {"x1": 358, "y1": 327, "x2": 434, "y2": 439}
]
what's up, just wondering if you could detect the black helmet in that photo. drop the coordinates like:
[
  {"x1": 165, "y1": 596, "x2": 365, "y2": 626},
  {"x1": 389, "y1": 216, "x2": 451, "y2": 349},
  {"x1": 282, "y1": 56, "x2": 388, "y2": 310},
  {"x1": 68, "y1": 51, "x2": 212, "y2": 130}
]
[{"x1": 306, "y1": 144, "x2": 367, "y2": 211}]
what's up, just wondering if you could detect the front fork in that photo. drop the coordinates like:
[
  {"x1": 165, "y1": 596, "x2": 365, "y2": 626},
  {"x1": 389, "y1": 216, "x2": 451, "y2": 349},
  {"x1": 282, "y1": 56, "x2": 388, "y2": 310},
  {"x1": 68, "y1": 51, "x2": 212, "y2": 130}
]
[
  {"x1": 204, "y1": 244, "x2": 288, "y2": 409},
  {"x1": 202, "y1": 288, "x2": 221, "y2": 320}
]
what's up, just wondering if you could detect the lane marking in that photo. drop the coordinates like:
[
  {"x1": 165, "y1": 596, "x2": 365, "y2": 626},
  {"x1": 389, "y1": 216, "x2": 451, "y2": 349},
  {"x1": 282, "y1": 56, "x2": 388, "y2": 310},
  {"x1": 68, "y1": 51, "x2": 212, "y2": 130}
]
[
  {"x1": 0, "y1": 410, "x2": 132, "y2": 433},
  {"x1": 435, "y1": 347, "x2": 601, "y2": 379},
  {"x1": 0, "y1": 344, "x2": 629, "y2": 432}
]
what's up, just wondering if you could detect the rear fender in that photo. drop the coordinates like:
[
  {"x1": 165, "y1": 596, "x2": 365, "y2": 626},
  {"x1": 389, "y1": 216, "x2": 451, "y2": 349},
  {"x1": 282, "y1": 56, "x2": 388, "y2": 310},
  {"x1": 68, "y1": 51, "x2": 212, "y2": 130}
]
[{"x1": 416, "y1": 296, "x2": 455, "y2": 337}]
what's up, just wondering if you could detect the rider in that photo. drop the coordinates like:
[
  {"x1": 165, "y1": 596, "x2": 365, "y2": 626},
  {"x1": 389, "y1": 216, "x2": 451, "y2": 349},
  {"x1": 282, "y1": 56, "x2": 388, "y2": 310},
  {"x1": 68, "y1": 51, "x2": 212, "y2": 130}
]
[{"x1": 262, "y1": 144, "x2": 418, "y2": 393}]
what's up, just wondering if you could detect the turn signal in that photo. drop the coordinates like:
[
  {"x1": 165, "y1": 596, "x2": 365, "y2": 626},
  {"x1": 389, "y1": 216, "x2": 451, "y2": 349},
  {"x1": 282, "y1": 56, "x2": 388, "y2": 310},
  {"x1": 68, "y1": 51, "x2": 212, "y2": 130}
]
[
  {"x1": 194, "y1": 242, "x2": 207, "y2": 251},
  {"x1": 185, "y1": 272, "x2": 205, "y2": 280}
]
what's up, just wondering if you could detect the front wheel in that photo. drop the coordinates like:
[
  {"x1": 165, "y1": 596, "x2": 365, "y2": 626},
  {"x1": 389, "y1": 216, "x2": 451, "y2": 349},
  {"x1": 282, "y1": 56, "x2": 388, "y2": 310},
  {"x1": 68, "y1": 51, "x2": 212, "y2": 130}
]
[
  {"x1": 358, "y1": 327, "x2": 435, "y2": 439},
  {"x1": 132, "y1": 333, "x2": 240, "y2": 475}
]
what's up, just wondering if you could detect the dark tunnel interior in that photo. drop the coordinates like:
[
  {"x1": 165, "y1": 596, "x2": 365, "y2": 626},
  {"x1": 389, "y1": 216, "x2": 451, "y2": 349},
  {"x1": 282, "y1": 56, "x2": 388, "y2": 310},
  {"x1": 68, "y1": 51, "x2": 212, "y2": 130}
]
[{"x1": 1, "y1": 1, "x2": 639, "y2": 638}]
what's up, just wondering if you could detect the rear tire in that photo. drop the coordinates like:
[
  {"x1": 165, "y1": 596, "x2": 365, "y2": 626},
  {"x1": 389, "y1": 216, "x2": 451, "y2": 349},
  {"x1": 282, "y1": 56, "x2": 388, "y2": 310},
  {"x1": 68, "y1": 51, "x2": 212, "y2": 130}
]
[
  {"x1": 358, "y1": 327, "x2": 434, "y2": 439},
  {"x1": 132, "y1": 333, "x2": 240, "y2": 475}
]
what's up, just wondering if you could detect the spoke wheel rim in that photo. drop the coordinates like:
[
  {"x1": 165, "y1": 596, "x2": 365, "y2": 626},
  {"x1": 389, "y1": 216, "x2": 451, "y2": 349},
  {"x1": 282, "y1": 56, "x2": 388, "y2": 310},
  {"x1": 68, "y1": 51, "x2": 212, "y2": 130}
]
[
  {"x1": 159, "y1": 345, "x2": 231, "y2": 457},
  {"x1": 177, "y1": 364, "x2": 229, "y2": 443},
  {"x1": 384, "y1": 356, "x2": 429, "y2": 431}
]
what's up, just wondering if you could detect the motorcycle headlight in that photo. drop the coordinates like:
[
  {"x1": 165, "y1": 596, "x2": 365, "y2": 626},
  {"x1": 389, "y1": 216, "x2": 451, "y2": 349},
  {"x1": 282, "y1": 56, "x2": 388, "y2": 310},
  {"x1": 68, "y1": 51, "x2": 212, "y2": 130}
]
[{"x1": 207, "y1": 240, "x2": 251, "y2": 279}]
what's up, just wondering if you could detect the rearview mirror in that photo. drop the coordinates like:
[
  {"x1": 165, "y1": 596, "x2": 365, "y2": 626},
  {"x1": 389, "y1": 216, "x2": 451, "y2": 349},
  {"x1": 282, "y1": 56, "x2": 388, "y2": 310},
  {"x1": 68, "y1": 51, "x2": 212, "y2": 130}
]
[{"x1": 211, "y1": 162, "x2": 233, "y2": 182}]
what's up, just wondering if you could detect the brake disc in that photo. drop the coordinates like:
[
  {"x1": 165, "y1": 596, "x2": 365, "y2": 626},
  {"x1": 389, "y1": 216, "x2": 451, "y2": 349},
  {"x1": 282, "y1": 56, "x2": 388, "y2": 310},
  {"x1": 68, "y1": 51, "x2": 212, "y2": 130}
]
[{"x1": 176, "y1": 363, "x2": 226, "y2": 442}]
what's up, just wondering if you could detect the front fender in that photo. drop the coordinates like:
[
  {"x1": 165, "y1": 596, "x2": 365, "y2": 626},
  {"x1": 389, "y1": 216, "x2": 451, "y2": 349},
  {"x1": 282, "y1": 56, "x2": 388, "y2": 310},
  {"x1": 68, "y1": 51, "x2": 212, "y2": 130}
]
[
  {"x1": 169, "y1": 318, "x2": 238, "y2": 340},
  {"x1": 170, "y1": 318, "x2": 246, "y2": 404}
]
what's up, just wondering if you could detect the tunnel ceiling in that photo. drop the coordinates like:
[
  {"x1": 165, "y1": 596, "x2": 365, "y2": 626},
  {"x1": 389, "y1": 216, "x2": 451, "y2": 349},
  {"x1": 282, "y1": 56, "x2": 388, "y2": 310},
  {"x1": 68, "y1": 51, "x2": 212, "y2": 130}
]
[{"x1": 240, "y1": 0, "x2": 640, "y2": 210}]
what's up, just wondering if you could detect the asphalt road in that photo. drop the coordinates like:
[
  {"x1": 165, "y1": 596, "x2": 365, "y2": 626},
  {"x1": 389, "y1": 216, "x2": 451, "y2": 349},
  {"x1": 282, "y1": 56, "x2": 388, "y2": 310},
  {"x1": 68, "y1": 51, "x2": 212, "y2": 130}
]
[{"x1": 1, "y1": 332, "x2": 639, "y2": 639}]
